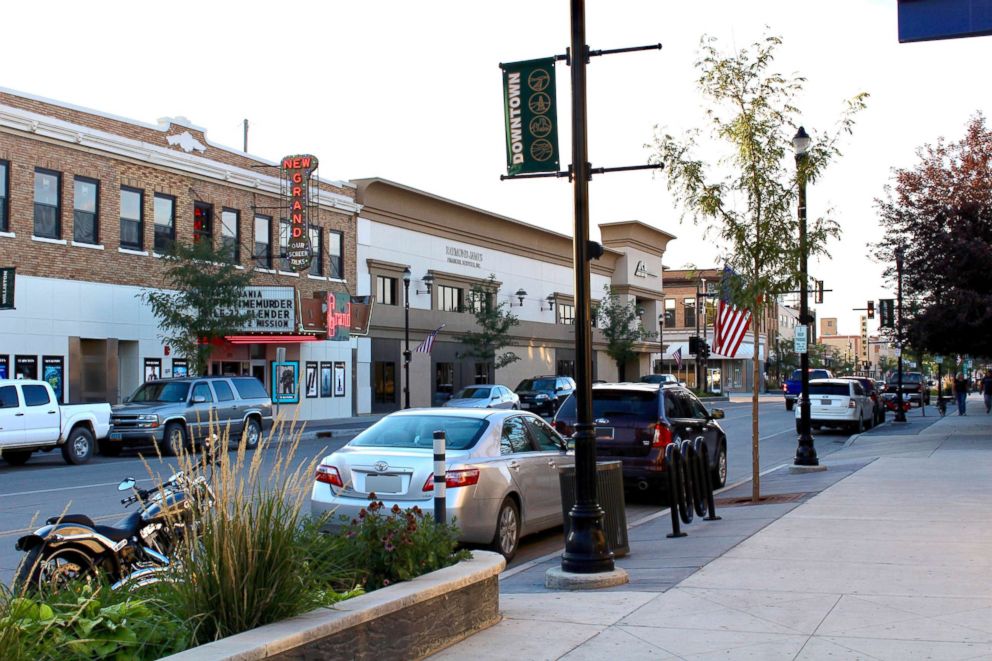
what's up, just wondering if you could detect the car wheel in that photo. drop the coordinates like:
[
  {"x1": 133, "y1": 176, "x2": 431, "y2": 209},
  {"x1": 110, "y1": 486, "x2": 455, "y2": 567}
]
[
  {"x1": 98, "y1": 440, "x2": 122, "y2": 457},
  {"x1": 491, "y1": 497, "x2": 520, "y2": 561},
  {"x1": 711, "y1": 441, "x2": 728, "y2": 489},
  {"x1": 241, "y1": 417, "x2": 262, "y2": 450},
  {"x1": 3, "y1": 450, "x2": 32, "y2": 466},
  {"x1": 61, "y1": 427, "x2": 94, "y2": 465},
  {"x1": 854, "y1": 414, "x2": 865, "y2": 434},
  {"x1": 162, "y1": 422, "x2": 188, "y2": 457},
  {"x1": 785, "y1": 399, "x2": 795, "y2": 411}
]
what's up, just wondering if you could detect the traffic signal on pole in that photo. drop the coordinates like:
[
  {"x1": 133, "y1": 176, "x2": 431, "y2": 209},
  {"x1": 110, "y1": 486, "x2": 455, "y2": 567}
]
[
  {"x1": 700, "y1": 342, "x2": 711, "y2": 359},
  {"x1": 867, "y1": 300, "x2": 875, "y2": 319},
  {"x1": 689, "y1": 335, "x2": 700, "y2": 355}
]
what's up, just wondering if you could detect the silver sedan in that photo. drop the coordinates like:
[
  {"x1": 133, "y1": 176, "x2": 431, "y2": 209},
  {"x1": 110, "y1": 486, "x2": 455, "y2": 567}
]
[
  {"x1": 443, "y1": 384, "x2": 520, "y2": 409},
  {"x1": 310, "y1": 408, "x2": 572, "y2": 560}
]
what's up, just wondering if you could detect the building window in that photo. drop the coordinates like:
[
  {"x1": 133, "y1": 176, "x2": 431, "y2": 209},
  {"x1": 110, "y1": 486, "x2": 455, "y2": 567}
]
[
  {"x1": 221, "y1": 208, "x2": 239, "y2": 263},
  {"x1": 328, "y1": 230, "x2": 343, "y2": 279},
  {"x1": 373, "y1": 361, "x2": 396, "y2": 404},
  {"x1": 154, "y1": 194, "x2": 176, "y2": 254},
  {"x1": 309, "y1": 225, "x2": 323, "y2": 276},
  {"x1": 120, "y1": 186, "x2": 143, "y2": 250},
  {"x1": 557, "y1": 359, "x2": 576, "y2": 378},
  {"x1": 664, "y1": 298, "x2": 676, "y2": 328},
  {"x1": 254, "y1": 215, "x2": 271, "y2": 268},
  {"x1": 557, "y1": 302, "x2": 575, "y2": 325},
  {"x1": 0, "y1": 160, "x2": 10, "y2": 232},
  {"x1": 279, "y1": 219, "x2": 290, "y2": 271},
  {"x1": 468, "y1": 290, "x2": 492, "y2": 314},
  {"x1": 376, "y1": 275, "x2": 397, "y2": 305},
  {"x1": 34, "y1": 168, "x2": 61, "y2": 239},
  {"x1": 72, "y1": 176, "x2": 99, "y2": 245},
  {"x1": 684, "y1": 297, "x2": 696, "y2": 328},
  {"x1": 193, "y1": 202, "x2": 212, "y2": 244},
  {"x1": 474, "y1": 363, "x2": 490, "y2": 384},
  {"x1": 435, "y1": 362, "x2": 454, "y2": 404},
  {"x1": 436, "y1": 285, "x2": 463, "y2": 312}
]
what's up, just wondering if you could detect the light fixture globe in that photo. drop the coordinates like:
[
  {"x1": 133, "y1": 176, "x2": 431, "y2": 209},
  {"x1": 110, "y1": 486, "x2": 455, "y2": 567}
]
[
  {"x1": 402, "y1": 266, "x2": 411, "y2": 285},
  {"x1": 792, "y1": 126, "x2": 811, "y2": 156}
]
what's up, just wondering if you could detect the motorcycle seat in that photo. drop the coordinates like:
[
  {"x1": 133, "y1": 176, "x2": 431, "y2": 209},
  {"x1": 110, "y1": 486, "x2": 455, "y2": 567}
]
[
  {"x1": 47, "y1": 514, "x2": 95, "y2": 527},
  {"x1": 93, "y1": 511, "x2": 143, "y2": 542}
]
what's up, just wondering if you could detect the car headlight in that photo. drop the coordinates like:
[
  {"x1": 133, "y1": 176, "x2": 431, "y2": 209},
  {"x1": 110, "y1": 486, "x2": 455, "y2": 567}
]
[
  {"x1": 535, "y1": 394, "x2": 549, "y2": 400},
  {"x1": 137, "y1": 414, "x2": 159, "y2": 422}
]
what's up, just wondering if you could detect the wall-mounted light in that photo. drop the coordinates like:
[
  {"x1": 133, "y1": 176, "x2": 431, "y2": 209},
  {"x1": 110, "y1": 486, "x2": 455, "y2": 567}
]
[
  {"x1": 636, "y1": 306, "x2": 645, "y2": 317},
  {"x1": 515, "y1": 288, "x2": 527, "y2": 306},
  {"x1": 417, "y1": 272, "x2": 434, "y2": 295},
  {"x1": 543, "y1": 294, "x2": 556, "y2": 311}
]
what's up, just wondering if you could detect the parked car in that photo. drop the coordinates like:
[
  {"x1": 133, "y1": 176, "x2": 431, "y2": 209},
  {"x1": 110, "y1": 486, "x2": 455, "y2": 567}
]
[
  {"x1": 105, "y1": 376, "x2": 273, "y2": 456},
  {"x1": 796, "y1": 378, "x2": 872, "y2": 434},
  {"x1": 553, "y1": 382, "x2": 728, "y2": 494},
  {"x1": 443, "y1": 384, "x2": 519, "y2": 409},
  {"x1": 311, "y1": 408, "x2": 573, "y2": 560},
  {"x1": 639, "y1": 373, "x2": 686, "y2": 387},
  {"x1": 838, "y1": 376, "x2": 885, "y2": 426},
  {"x1": 514, "y1": 376, "x2": 576, "y2": 417},
  {"x1": 0, "y1": 379, "x2": 111, "y2": 466},
  {"x1": 881, "y1": 371, "x2": 930, "y2": 407},
  {"x1": 783, "y1": 368, "x2": 833, "y2": 410}
]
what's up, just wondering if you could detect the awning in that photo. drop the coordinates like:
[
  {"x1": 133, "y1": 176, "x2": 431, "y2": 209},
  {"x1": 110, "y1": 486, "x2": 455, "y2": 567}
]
[{"x1": 224, "y1": 335, "x2": 320, "y2": 345}]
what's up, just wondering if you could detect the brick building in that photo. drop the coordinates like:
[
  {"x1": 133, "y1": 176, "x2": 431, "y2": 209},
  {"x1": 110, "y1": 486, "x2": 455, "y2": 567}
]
[{"x1": 0, "y1": 88, "x2": 360, "y2": 419}]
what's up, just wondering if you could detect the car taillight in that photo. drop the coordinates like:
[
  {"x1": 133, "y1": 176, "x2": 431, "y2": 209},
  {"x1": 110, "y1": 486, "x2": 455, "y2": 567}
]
[
  {"x1": 651, "y1": 422, "x2": 674, "y2": 448},
  {"x1": 782, "y1": 384, "x2": 787, "y2": 392},
  {"x1": 315, "y1": 464, "x2": 343, "y2": 487},
  {"x1": 848, "y1": 400, "x2": 857, "y2": 409},
  {"x1": 422, "y1": 468, "x2": 481, "y2": 491}
]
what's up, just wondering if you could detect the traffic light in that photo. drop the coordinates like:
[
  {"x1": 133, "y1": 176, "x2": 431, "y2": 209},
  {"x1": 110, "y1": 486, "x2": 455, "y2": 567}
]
[
  {"x1": 689, "y1": 335, "x2": 700, "y2": 355},
  {"x1": 700, "y1": 342, "x2": 711, "y2": 359},
  {"x1": 867, "y1": 300, "x2": 875, "y2": 319}
]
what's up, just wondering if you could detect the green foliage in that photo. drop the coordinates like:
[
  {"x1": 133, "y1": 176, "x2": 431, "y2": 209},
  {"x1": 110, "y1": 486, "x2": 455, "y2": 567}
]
[
  {"x1": 460, "y1": 274, "x2": 521, "y2": 370},
  {"x1": 0, "y1": 583, "x2": 187, "y2": 661},
  {"x1": 596, "y1": 285, "x2": 655, "y2": 380},
  {"x1": 140, "y1": 240, "x2": 256, "y2": 376},
  {"x1": 339, "y1": 497, "x2": 470, "y2": 592}
]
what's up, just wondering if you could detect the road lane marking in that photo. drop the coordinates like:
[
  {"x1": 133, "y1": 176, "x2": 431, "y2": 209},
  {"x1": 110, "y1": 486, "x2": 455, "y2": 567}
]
[{"x1": 0, "y1": 478, "x2": 153, "y2": 499}]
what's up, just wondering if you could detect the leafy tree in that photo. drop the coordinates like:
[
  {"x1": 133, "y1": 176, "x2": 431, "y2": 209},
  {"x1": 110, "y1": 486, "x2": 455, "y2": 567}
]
[
  {"x1": 141, "y1": 240, "x2": 256, "y2": 376},
  {"x1": 596, "y1": 285, "x2": 656, "y2": 382},
  {"x1": 648, "y1": 33, "x2": 867, "y2": 500},
  {"x1": 874, "y1": 114, "x2": 992, "y2": 358},
  {"x1": 459, "y1": 275, "x2": 520, "y2": 375}
]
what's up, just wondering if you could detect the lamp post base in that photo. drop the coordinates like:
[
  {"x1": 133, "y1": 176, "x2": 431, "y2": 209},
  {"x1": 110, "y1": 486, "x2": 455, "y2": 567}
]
[
  {"x1": 794, "y1": 433, "x2": 819, "y2": 466},
  {"x1": 560, "y1": 505, "x2": 614, "y2": 574},
  {"x1": 546, "y1": 565, "x2": 629, "y2": 590}
]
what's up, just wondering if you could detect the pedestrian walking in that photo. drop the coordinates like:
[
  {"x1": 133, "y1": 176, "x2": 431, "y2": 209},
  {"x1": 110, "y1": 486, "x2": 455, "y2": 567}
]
[
  {"x1": 980, "y1": 372, "x2": 992, "y2": 414},
  {"x1": 953, "y1": 372, "x2": 969, "y2": 415}
]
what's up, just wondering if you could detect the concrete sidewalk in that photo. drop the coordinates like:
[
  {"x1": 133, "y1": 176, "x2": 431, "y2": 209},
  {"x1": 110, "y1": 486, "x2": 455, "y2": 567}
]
[{"x1": 434, "y1": 401, "x2": 992, "y2": 660}]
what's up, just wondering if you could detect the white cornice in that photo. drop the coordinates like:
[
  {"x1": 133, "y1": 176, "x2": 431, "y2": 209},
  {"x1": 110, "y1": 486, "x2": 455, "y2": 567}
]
[{"x1": 0, "y1": 102, "x2": 362, "y2": 215}]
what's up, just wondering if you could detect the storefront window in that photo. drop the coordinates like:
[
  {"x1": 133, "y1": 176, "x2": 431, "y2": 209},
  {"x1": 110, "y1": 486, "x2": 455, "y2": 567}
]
[
  {"x1": 557, "y1": 359, "x2": 575, "y2": 378},
  {"x1": 474, "y1": 362, "x2": 489, "y2": 384},
  {"x1": 435, "y1": 362, "x2": 454, "y2": 405},
  {"x1": 374, "y1": 361, "x2": 396, "y2": 404}
]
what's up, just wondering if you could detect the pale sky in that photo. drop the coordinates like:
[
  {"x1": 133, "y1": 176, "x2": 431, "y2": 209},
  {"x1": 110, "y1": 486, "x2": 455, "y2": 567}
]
[{"x1": 4, "y1": 1, "x2": 989, "y2": 336}]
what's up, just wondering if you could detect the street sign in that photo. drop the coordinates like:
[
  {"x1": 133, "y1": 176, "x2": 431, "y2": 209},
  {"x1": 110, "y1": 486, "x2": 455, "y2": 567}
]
[
  {"x1": 895, "y1": 348, "x2": 902, "y2": 357},
  {"x1": 935, "y1": 355, "x2": 943, "y2": 364},
  {"x1": 794, "y1": 326, "x2": 808, "y2": 354}
]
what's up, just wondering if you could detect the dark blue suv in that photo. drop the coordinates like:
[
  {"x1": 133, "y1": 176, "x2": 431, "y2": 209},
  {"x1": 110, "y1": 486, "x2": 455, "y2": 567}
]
[{"x1": 514, "y1": 376, "x2": 575, "y2": 417}]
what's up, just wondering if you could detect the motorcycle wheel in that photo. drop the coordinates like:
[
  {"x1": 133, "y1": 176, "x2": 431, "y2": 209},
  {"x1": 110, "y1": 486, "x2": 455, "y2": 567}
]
[{"x1": 15, "y1": 546, "x2": 97, "y2": 593}]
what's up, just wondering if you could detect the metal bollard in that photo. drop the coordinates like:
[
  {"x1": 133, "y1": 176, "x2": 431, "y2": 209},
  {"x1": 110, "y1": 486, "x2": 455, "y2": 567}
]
[
  {"x1": 695, "y1": 439, "x2": 721, "y2": 521},
  {"x1": 665, "y1": 444, "x2": 686, "y2": 538},
  {"x1": 433, "y1": 430, "x2": 446, "y2": 525}
]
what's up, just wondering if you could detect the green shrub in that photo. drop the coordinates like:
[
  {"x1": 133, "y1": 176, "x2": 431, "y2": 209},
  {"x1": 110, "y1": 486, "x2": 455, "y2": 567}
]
[{"x1": 339, "y1": 495, "x2": 470, "y2": 591}]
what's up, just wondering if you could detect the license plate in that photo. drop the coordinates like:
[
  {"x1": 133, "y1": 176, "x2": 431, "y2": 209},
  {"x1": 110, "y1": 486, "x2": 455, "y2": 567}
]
[
  {"x1": 520, "y1": 403, "x2": 530, "y2": 409},
  {"x1": 595, "y1": 427, "x2": 614, "y2": 440},
  {"x1": 820, "y1": 399, "x2": 831, "y2": 406},
  {"x1": 110, "y1": 432, "x2": 122, "y2": 440},
  {"x1": 365, "y1": 474, "x2": 402, "y2": 494}
]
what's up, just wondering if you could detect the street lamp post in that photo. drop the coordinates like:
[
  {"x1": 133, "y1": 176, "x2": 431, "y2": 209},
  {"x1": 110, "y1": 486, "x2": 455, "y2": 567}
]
[
  {"x1": 894, "y1": 247, "x2": 907, "y2": 422},
  {"x1": 402, "y1": 266, "x2": 412, "y2": 410},
  {"x1": 658, "y1": 313, "x2": 665, "y2": 374},
  {"x1": 793, "y1": 126, "x2": 818, "y2": 466}
]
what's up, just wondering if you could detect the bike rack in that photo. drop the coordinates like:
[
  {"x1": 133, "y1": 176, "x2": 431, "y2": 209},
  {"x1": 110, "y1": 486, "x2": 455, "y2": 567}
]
[{"x1": 665, "y1": 438, "x2": 720, "y2": 539}]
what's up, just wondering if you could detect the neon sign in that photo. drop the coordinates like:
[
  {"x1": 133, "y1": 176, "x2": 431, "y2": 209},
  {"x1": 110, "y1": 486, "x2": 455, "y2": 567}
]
[
  {"x1": 281, "y1": 154, "x2": 318, "y2": 272},
  {"x1": 327, "y1": 292, "x2": 352, "y2": 341}
]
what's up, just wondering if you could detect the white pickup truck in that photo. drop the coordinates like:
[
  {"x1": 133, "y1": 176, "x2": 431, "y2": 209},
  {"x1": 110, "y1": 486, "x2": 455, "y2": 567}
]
[{"x1": 0, "y1": 379, "x2": 111, "y2": 466}]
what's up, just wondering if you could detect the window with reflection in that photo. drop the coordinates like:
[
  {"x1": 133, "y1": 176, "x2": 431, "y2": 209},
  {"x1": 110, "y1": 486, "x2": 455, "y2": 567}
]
[
  {"x1": 34, "y1": 169, "x2": 61, "y2": 239},
  {"x1": 120, "y1": 186, "x2": 143, "y2": 250},
  {"x1": 154, "y1": 194, "x2": 175, "y2": 254},
  {"x1": 73, "y1": 176, "x2": 99, "y2": 244}
]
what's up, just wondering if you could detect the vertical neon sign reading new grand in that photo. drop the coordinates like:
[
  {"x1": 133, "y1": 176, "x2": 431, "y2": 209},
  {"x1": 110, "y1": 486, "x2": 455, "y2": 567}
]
[{"x1": 281, "y1": 154, "x2": 319, "y2": 272}]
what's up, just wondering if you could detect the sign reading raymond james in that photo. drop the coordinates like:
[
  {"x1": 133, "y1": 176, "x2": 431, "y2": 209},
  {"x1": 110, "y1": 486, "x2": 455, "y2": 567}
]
[
  {"x1": 0, "y1": 267, "x2": 14, "y2": 309},
  {"x1": 501, "y1": 57, "x2": 559, "y2": 175},
  {"x1": 281, "y1": 154, "x2": 318, "y2": 272},
  {"x1": 445, "y1": 244, "x2": 484, "y2": 268},
  {"x1": 232, "y1": 286, "x2": 296, "y2": 332}
]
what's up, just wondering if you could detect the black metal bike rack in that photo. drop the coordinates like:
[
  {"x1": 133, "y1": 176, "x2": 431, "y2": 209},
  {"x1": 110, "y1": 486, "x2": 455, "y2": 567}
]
[{"x1": 666, "y1": 439, "x2": 720, "y2": 539}]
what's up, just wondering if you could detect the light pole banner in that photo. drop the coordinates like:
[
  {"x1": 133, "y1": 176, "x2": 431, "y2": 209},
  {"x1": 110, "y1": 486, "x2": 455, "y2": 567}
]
[{"x1": 501, "y1": 57, "x2": 559, "y2": 175}]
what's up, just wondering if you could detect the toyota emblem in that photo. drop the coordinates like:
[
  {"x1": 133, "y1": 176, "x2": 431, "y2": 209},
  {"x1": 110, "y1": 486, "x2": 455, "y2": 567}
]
[{"x1": 373, "y1": 461, "x2": 389, "y2": 473}]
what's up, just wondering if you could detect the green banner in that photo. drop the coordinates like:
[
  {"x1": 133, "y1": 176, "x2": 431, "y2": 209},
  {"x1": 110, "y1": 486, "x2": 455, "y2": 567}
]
[
  {"x1": 0, "y1": 268, "x2": 14, "y2": 310},
  {"x1": 501, "y1": 57, "x2": 559, "y2": 175}
]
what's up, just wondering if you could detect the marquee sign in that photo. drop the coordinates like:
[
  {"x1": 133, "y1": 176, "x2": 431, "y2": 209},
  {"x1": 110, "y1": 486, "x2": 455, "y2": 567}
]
[
  {"x1": 281, "y1": 154, "x2": 318, "y2": 272},
  {"x1": 231, "y1": 286, "x2": 296, "y2": 333}
]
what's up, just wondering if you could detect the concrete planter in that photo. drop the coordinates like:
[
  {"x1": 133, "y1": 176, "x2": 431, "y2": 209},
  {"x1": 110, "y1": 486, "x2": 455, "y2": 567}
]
[{"x1": 161, "y1": 551, "x2": 505, "y2": 661}]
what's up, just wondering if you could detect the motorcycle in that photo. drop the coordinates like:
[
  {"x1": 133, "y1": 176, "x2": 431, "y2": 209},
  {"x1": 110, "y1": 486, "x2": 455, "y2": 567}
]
[{"x1": 14, "y1": 469, "x2": 214, "y2": 592}]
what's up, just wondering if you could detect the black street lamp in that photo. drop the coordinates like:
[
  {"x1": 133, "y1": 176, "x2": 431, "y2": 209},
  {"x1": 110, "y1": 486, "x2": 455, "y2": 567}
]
[
  {"x1": 402, "y1": 266, "x2": 412, "y2": 410},
  {"x1": 658, "y1": 312, "x2": 665, "y2": 374},
  {"x1": 793, "y1": 126, "x2": 818, "y2": 467},
  {"x1": 894, "y1": 246, "x2": 907, "y2": 422}
]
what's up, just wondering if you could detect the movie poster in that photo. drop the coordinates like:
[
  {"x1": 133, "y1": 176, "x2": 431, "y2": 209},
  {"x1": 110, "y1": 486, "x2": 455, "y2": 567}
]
[
  {"x1": 42, "y1": 356, "x2": 64, "y2": 403},
  {"x1": 320, "y1": 362, "x2": 332, "y2": 398},
  {"x1": 305, "y1": 362, "x2": 318, "y2": 398}
]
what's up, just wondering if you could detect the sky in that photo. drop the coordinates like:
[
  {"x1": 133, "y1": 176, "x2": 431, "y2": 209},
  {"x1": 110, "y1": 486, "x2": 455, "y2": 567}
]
[{"x1": 4, "y1": 1, "x2": 990, "y2": 336}]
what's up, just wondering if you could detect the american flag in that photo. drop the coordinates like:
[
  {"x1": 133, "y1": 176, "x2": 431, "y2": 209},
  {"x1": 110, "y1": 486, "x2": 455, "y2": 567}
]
[
  {"x1": 673, "y1": 346, "x2": 683, "y2": 370},
  {"x1": 415, "y1": 324, "x2": 445, "y2": 354},
  {"x1": 713, "y1": 299, "x2": 752, "y2": 357}
]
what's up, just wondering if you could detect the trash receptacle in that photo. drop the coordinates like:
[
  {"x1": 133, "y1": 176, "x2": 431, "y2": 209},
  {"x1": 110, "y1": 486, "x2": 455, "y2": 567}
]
[{"x1": 558, "y1": 461, "x2": 629, "y2": 557}]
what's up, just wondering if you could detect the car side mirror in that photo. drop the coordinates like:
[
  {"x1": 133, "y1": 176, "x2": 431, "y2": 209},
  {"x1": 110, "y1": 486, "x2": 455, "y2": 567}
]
[
  {"x1": 709, "y1": 408, "x2": 725, "y2": 420},
  {"x1": 123, "y1": 396, "x2": 131, "y2": 404},
  {"x1": 192, "y1": 395, "x2": 207, "y2": 404},
  {"x1": 118, "y1": 477, "x2": 136, "y2": 492}
]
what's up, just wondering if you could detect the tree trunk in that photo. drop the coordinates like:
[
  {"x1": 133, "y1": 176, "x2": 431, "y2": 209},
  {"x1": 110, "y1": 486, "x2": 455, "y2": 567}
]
[{"x1": 752, "y1": 311, "x2": 762, "y2": 503}]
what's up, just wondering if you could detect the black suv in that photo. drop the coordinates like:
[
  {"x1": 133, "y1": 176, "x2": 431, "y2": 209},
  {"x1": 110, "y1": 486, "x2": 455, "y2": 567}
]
[
  {"x1": 515, "y1": 376, "x2": 576, "y2": 417},
  {"x1": 553, "y1": 383, "x2": 728, "y2": 493}
]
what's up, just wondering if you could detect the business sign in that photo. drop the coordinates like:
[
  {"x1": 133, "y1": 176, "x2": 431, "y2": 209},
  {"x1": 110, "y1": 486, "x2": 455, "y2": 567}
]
[
  {"x1": 878, "y1": 299, "x2": 895, "y2": 329},
  {"x1": 501, "y1": 57, "x2": 559, "y2": 175},
  {"x1": 445, "y1": 244, "x2": 484, "y2": 268},
  {"x1": 327, "y1": 292, "x2": 351, "y2": 341},
  {"x1": 634, "y1": 260, "x2": 658, "y2": 279},
  {"x1": 935, "y1": 354, "x2": 944, "y2": 364},
  {"x1": 281, "y1": 154, "x2": 318, "y2": 272},
  {"x1": 0, "y1": 267, "x2": 14, "y2": 309},
  {"x1": 232, "y1": 286, "x2": 296, "y2": 333},
  {"x1": 860, "y1": 315, "x2": 869, "y2": 361},
  {"x1": 349, "y1": 295, "x2": 375, "y2": 336},
  {"x1": 794, "y1": 326, "x2": 808, "y2": 354},
  {"x1": 898, "y1": 0, "x2": 992, "y2": 42}
]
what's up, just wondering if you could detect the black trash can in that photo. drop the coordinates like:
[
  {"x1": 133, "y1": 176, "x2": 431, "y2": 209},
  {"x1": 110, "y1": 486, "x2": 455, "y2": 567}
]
[{"x1": 558, "y1": 460, "x2": 629, "y2": 557}]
